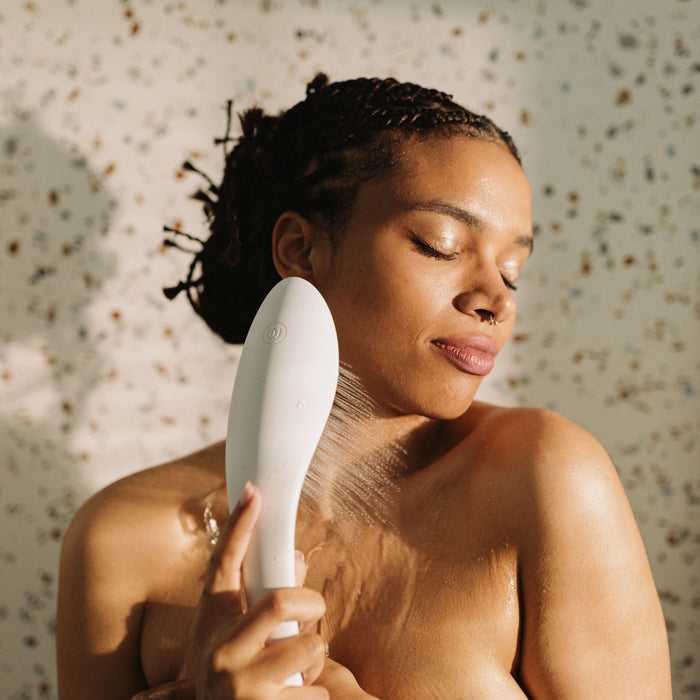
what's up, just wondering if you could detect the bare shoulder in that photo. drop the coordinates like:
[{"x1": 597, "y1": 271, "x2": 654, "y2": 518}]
[
  {"x1": 461, "y1": 403, "x2": 641, "y2": 564},
  {"x1": 56, "y1": 441, "x2": 226, "y2": 699},
  {"x1": 447, "y1": 403, "x2": 637, "y2": 567},
  {"x1": 62, "y1": 440, "x2": 226, "y2": 583},
  {"x1": 451, "y1": 402, "x2": 623, "y2": 508},
  {"x1": 452, "y1": 404, "x2": 672, "y2": 697},
  {"x1": 454, "y1": 400, "x2": 605, "y2": 456}
]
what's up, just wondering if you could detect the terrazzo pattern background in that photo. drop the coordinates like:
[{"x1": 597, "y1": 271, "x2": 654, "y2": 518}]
[{"x1": 0, "y1": 0, "x2": 698, "y2": 697}]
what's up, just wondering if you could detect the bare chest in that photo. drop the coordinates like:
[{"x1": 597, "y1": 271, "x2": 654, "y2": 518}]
[
  {"x1": 299, "y1": 521, "x2": 522, "y2": 698},
  {"x1": 140, "y1": 533, "x2": 521, "y2": 696}
]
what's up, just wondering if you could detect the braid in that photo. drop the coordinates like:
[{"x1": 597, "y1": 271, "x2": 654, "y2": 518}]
[{"x1": 164, "y1": 74, "x2": 521, "y2": 343}]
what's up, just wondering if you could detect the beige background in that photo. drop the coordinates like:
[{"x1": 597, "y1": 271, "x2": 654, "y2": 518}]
[{"x1": 0, "y1": 1, "x2": 698, "y2": 697}]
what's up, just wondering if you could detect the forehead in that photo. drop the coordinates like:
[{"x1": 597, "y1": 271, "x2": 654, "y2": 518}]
[
  {"x1": 396, "y1": 135, "x2": 528, "y2": 197},
  {"x1": 354, "y1": 135, "x2": 532, "y2": 232}
]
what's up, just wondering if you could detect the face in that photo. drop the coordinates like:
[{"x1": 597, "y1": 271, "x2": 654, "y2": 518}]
[{"x1": 313, "y1": 135, "x2": 533, "y2": 420}]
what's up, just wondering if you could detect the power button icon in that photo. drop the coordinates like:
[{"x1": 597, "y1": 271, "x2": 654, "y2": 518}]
[{"x1": 263, "y1": 322, "x2": 286, "y2": 344}]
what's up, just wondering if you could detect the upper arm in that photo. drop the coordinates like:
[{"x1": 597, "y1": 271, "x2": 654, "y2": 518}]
[
  {"x1": 56, "y1": 485, "x2": 150, "y2": 699},
  {"x1": 511, "y1": 411, "x2": 671, "y2": 699}
]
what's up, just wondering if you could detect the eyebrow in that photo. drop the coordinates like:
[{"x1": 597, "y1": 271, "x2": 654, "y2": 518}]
[{"x1": 407, "y1": 200, "x2": 534, "y2": 254}]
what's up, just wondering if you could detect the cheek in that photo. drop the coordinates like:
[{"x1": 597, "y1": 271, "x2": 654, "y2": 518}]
[
  {"x1": 324, "y1": 236, "x2": 453, "y2": 345},
  {"x1": 330, "y1": 280, "x2": 389, "y2": 341},
  {"x1": 323, "y1": 270, "x2": 404, "y2": 364}
]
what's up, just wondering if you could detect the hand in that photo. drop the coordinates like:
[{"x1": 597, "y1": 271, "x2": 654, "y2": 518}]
[
  {"x1": 180, "y1": 482, "x2": 329, "y2": 698},
  {"x1": 315, "y1": 659, "x2": 380, "y2": 699}
]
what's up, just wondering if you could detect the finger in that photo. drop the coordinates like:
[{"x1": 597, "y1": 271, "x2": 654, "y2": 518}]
[
  {"x1": 250, "y1": 632, "x2": 327, "y2": 685},
  {"x1": 279, "y1": 685, "x2": 329, "y2": 699},
  {"x1": 244, "y1": 587, "x2": 326, "y2": 647},
  {"x1": 215, "y1": 587, "x2": 326, "y2": 667},
  {"x1": 205, "y1": 482, "x2": 261, "y2": 595},
  {"x1": 299, "y1": 636, "x2": 327, "y2": 686},
  {"x1": 314, "y1": 658, "x2": 377, "y2": 699},
  {"x1": 295, "y1": 551, "x2": 316, "y2": 635},
  {"x1": 294, "y1": 550, "x2": 307, "y2": 587}
]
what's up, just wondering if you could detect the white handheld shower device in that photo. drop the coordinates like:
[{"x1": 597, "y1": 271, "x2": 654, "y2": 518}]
[{"x1": 225, "y1": 276, "x2": 338, "y2": 676}]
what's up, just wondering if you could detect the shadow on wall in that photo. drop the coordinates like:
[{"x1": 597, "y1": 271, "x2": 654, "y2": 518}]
[{"x1": 0, "y1": 111, "x2": 117, "y2": 697}]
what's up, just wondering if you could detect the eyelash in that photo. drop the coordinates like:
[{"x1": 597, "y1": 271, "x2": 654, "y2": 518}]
[
  {"x1": 411, "y1": 235, "x2": 518, "y2": 291},
  {"x1": 411, "y1": 236, "x2": 458, "y2": 261}
]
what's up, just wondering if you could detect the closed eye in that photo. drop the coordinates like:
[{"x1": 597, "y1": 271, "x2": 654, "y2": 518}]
[
  {"x1": 411, "y1": 233, "x2": 520, "y2": 290},
  {"x1": 502, "y1": 276, "x2": 518, "y2": 292},
  {"x1": 410, "y1": 235, "x2": 458, "y2": 261}
]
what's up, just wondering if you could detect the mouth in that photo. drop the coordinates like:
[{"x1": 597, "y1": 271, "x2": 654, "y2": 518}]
[{"x1": 431, "y1": 336, "x2": 499, "y2": 376}]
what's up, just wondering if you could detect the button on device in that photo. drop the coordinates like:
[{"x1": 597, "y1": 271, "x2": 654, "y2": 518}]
[{"x1": 263, "y1": 322, "x2": 286, "y2": 344}]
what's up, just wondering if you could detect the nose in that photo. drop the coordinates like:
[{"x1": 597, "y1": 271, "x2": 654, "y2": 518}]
[{"x1": 453, "y1": 263, "x2": 516, "y2": 325}]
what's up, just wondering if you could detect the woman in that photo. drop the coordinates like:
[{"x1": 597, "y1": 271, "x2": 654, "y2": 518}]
[{"x1": 56, "y1": 75, "x2": 672, "y2": 698}]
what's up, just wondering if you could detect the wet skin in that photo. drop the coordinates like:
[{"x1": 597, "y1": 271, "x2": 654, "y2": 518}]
[
  {"x1": 57, "y1": 137, "x2": 671, "y2": 699},
  {"x1": 303, "y1": 136, "x2": 532, "y2": 421}
]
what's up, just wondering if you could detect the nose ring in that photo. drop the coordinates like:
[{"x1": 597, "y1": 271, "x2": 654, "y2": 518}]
[{"x1": 489, "y1": 313, "x2": 499, "y2": 326}]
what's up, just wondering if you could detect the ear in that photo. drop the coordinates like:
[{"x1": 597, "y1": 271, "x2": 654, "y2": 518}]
[{"x1": 271, "y1": 210, "x2": 332, "y2": 281}]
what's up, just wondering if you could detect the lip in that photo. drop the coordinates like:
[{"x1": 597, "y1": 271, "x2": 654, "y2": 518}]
[{"x1": 431, "y1": 335, "x2": 499, "y2": 376}]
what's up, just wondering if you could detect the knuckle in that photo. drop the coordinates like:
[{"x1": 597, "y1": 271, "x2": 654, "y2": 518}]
[
  {"x1": 312, "y1": 590, "x2": 327, "y2": 616},
  {"x1": 302, "y1": 632, "x2": 327, "y2": 660},
  {"x1": 267, "y1": 588, "x2": 292, "y2": 619}
]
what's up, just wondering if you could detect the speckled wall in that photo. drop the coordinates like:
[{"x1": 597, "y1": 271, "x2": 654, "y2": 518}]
[{"x1": 0, "y1": 0, "x2": 697, "y2": 697}]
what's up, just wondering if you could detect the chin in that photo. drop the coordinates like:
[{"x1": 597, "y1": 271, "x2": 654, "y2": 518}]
[
  {"x1": 414, "y1": 395, "x2": 478, "y2": 421},
  {"x1": 384, "y1": 377, "x2": 482, "y2": 420},
  {"x1": 338, "y1": 356, "x2": 483, "y2": 420}
]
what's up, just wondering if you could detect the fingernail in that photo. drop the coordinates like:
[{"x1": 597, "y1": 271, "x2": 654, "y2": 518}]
[
  {"x1": 294, "y1": 549, "x2": 305, "y2": 563},
  {"x1": 238, "y1": 481, "x2": 254, "y2": 508}
]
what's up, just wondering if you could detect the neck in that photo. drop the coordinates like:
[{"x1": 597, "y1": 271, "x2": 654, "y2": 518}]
[{"x1": 299, "y1": 365, "x2": 443, "y2": 527}]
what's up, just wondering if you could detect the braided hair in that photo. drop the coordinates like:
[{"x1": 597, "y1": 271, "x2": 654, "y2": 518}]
[{"x1": 164, "y1": 74, "x2": 521, "y2": 343}]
